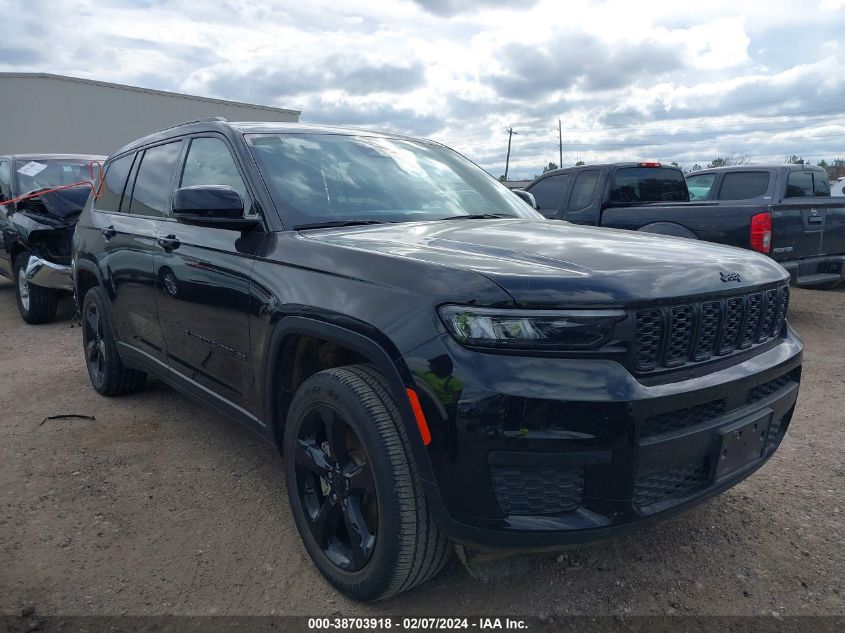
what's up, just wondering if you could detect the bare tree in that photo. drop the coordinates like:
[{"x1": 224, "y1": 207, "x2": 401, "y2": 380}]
[{"x1": 707, "y1": 154, "x2": 749, "y2": 168}]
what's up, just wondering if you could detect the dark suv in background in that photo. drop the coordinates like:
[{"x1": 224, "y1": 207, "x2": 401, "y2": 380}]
[{"x1": 72, "y1": 119, "x2": 803, "y2": 600}]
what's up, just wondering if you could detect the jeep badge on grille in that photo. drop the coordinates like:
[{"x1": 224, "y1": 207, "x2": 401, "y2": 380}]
[{"x1": 720, "y1": 271, "x2": 742, "y2": 283}]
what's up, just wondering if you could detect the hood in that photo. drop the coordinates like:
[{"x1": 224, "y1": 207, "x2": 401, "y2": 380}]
[
  {"x1": 16, "y1": 186, "x2": 90, "y2": 224},
  {"x1": 302, "y1": 219, "x2": 789, "y2": 305}
]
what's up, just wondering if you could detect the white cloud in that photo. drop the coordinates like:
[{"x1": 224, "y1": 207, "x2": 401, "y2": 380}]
[{"x1": 2, "y1": 0, "x2": 844, "y2": 176}]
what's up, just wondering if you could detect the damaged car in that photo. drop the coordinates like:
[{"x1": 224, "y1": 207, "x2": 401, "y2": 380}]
[{"x1": 0, "y1": 153, "x2": 105, "y2": 323}]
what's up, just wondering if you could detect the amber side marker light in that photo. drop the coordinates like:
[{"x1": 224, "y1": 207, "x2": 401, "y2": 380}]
[{"x1": 406, "y1": 388, "x2": 432, "y2": 446}]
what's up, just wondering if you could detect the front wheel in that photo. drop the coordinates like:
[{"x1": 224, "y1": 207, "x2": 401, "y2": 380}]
[
  {"x1": 284, "y1": 364, "x2": 450, "y2": 600},
  {"x1": 14, "y1": 253, "x2": 58, "y2": 324}
]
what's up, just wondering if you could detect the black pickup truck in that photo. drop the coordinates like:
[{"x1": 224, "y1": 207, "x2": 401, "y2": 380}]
[
  {"x1": 521, "y1": 162, "x2": 845, "y2": 289},
  {"x1": 0, "y1": 153, "x2": 106, "y2": 323}
]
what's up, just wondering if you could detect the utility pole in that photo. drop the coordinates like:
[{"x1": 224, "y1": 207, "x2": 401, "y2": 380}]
[
  {"x1": 558, "y1": 119, "x2": 563, "y2": 168},
  {"x1": 504, "y1": 126, "x2": 517, "y2": 181}
]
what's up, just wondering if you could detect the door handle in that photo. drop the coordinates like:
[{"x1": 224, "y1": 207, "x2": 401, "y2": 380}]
[
  {"x1": 156, "y1": 234, "x2": 181, "y2": 250},
  {"x1": 101, "y1": 225, "x2": 116, "y2": 239}
]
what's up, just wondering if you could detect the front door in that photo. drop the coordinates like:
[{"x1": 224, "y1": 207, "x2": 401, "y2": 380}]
[{"x1": 153, "y1": 135, "x2": 261, "y2": 414}]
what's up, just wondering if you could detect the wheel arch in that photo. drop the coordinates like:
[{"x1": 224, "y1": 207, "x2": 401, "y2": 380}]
[
  {"x1": 636, "y1": 222, "x2": 699, "y2": 240},
  {"x1": 263, "y1": 316, "x2": 436, "y2": 484},
  {"x1": 73, "y1": 258, "x2": 104, "y2": 307}
]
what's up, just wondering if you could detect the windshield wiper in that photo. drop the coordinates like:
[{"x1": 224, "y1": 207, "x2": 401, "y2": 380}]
[
  {"x1": 294, "y1": 220, "x2": 391, "y2": 230},
  {"x1": 436, "y1": 213, "x2": 512, "y2": 221}
]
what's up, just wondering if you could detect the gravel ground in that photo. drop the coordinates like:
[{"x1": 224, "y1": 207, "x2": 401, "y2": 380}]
[{"x1": 0, "y1": 280, "x2": 842, "y2": 617}]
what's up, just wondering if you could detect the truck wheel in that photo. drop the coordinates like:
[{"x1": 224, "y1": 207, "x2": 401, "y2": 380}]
[
  {"x1": 14, "y1": 253, "x2": 58, "y2": 324},
  {"x1": 284, "y1": 364, "x2": 450, "y2": 600},
  {"x1": 81, "y1": 286, "x2": 146, "y2": 396}
]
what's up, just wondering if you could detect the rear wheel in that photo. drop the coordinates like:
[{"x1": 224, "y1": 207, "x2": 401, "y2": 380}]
[
  {"x1": 81, "y1": 286, "x2": 146, "y2": 396},
  {"x1": 14, "y1": 253, "x2": 58, "y2": 324},
  {"x1": 284, "y1": 364, "x2": 450, "y2": 600}
]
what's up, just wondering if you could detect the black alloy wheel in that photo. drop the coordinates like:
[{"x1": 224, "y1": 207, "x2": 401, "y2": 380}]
[
  {"x1": 83, "y1": 300, "x2": 107, "y2": 387},
  {"x1": 284, "y1": 365, "x2": 451, "y2": 600},
  {"x1": 80, "y1": 286, "x2": 146, "y2": 396},
  {"x1": 294, "y1": 403, "x2": 378, "y2": 571}
]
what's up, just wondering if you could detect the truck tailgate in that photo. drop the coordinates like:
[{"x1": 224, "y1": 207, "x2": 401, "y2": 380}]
[
  {"x1": 822, "y1": 201, "x2": 845, "y2": 256},
  {"x1": 771, "y1": 199, "x2": 845, "y2": 263}
]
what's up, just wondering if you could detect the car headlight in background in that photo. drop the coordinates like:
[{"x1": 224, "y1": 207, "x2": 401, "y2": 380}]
[{"x1": 438, "y1": 305, "x2": 625, "y2": 350}]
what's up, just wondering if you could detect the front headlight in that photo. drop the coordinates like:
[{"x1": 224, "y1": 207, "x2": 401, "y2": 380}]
[{"x1": 438, "y1": 305, "x2": 625, "y2": 350}]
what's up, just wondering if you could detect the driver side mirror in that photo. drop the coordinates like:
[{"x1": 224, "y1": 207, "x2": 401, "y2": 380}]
[
  {"x1": 172, "y1": 185, "x2": 260, "y2": 230},
  {"x1": 512, "y1": 189, "x2": 539, "y2": 210}
]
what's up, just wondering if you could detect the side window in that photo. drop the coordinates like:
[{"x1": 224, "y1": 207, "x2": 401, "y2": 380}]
[
  {"x1": 813, "y1": 173, "x2": 830, "y2": 196},
  {"x1": 95, "y1": 153, "x2": 136, "y2": 212},
  {"x1": 685, "y1": 173, "x2": 716, "y2": 200},
  {"x1": 127, "y1": 142, "x2": 183, "y2": 217},
  {"x1": 785, "y1": 171, "x2": 813, "y2": 198},
  {"x1": 526, "y1": 174, "x2": 570, "y2": 217},
  {"x1": 0, "y1": 160, "x2": 10, "y2": 201},
  {"x1": 180, "y1": 137, "x2": 248, "y2": 204},
  {"x1": 718, "y1": 172, "x2": 770, "y2": 200},
  {"x1": 568, "y1": 170, "x2": 600, "y2": 211}
]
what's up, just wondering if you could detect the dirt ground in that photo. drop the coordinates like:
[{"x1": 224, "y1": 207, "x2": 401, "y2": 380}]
[{"x1": 0, "y1": 279, "x2": 842, "y2": 617}]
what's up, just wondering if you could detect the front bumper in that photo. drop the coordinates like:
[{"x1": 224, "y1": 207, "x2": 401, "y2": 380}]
[
  {"x1": 25, "y1": 255, "x2": 73, "y2": 291},
  {"x1": 402, "y1": 327, "x2": 803, "y2": 549}
]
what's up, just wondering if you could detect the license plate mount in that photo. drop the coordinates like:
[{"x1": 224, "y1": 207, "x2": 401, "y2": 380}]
[{"x1": 712, "y1": 409, "x2": 772, "y2": 481}]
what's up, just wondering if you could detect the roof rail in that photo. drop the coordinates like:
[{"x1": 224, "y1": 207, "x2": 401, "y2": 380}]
[{"x1": 159, "y1": 116, "x2": 228, "y2": 132}]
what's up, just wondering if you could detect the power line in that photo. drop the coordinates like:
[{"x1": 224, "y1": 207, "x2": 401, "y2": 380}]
[
  {"x1": 438, "y1": 107, "x2": 845, "y2": 145},
  {"x1": 443, "y1": 119, "x2": 845, "y2": 153}
]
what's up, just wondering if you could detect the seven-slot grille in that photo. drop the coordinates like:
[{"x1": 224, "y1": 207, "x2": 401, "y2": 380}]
[{"x1": 633, "y1": 284, "x2": 789, "y2": 372}]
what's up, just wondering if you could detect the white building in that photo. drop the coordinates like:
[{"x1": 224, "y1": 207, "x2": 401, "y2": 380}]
[{"x1": 0, "y1": 73, "x2": 300, "y2": 156}]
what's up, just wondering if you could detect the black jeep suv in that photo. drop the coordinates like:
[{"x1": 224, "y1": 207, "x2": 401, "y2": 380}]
[{"x1": 72, "y1": 119, "x2": 803, "y2": 600}]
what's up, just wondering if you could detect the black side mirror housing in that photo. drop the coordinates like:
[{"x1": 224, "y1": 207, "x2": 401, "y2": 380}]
[
  {"x1": 172, "y1": 185, "x2": 260, "y2": 230},
  {"x1": 513, "y1": 189, "x2": 539, "y2": 210}
]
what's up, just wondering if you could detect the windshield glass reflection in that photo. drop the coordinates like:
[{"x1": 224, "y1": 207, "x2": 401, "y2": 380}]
[{"x1": 246, "y1": 133, "x2": 540, "y2": 227}]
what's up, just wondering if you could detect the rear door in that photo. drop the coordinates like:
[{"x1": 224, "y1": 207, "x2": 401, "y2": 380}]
[
  {"x1": 90, "y1": 141, "x2": 183, "y2": 365},
  {"x1": 817, "y1": 171, "x2": 845, "y2": 255},
  {"x1": 153, "y1": 134, "x2": 261, "y2": 415}
]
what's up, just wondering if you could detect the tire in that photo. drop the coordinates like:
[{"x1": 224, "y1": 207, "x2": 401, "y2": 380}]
[
  {"x1": 14, "y1": 253, "x2": 58, "y2": 324},
  {"x1": 81, "y1": 286, "x2": 146, "y2": 396},
  {"x1": 284, "y1": 364, "x2": 450, "y2": 600}
]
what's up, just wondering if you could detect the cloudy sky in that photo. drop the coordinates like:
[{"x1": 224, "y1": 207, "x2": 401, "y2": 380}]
[{"x1": 4, "y1": 0, "x2": 845, "y2": 178}]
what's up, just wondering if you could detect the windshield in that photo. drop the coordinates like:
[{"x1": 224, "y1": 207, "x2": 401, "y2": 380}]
[
  {"x1": 245, "y1": 133, "x2": 541, "y2": 227},
  {"x1": 608, "y1": 167, "x2": 688, "y2": 203},
  {"x1": 14, "y1": 159, "x2": 94, "y2": 194}
]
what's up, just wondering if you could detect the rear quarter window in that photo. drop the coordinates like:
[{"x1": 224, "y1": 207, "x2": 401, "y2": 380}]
[{"x1": 718, "y1": 172, "x2": 770, "y2": 200}]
